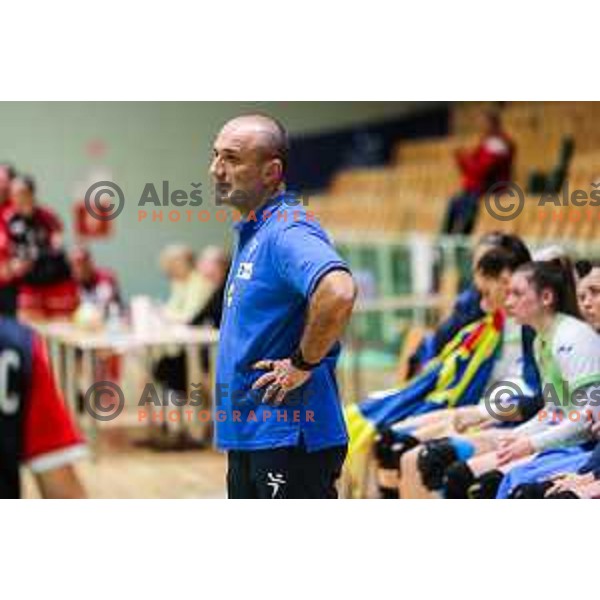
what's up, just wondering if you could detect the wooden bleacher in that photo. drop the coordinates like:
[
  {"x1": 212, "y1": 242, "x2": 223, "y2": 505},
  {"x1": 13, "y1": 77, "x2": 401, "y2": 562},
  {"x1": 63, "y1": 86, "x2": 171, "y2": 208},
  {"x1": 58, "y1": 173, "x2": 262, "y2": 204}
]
[{"x1": 311, "y1": 102, "x2": 600, "y2": 242}]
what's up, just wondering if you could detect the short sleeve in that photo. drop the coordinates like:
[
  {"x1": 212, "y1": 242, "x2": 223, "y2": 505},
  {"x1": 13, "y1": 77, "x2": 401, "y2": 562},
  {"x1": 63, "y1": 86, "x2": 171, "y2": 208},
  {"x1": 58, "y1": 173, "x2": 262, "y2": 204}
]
[
  {"x1": 22, "y1": 334, "x2": 87, "y2": 473},
  {"x1": 273, "y1": 221, "x2": 349, "y2": 298},
  {"x1": 555, "y1": 321, "x2": 600, "y2": 392}
]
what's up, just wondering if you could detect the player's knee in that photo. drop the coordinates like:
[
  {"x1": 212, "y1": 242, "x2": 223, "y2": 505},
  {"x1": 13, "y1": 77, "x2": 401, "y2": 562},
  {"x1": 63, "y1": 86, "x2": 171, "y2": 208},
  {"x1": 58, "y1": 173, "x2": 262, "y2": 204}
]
[
  {"x1": 417, "y1": 438, "x2": 458, "y2": 491},
  {"x1": 375, "y1": 429, "x2": 420, "y2": 469},
  {"x1": 375, "y1": 429, "x2": 420, "y2": 499},
  {"x1": 468, "y1": 469, "x2": 504, "y2": 499},
  {"x1": 509, "y1": 481, "x2": 553, "y2": 499},
  {"x1": 444, "y1": 461, "x2": 475, "y2": 499},
  {"x1": 400, "y1": 445, "x2": 420, "y2": 473},
  {"x1": 545, "y1": 490, "x2": 581, "y2": 499}
]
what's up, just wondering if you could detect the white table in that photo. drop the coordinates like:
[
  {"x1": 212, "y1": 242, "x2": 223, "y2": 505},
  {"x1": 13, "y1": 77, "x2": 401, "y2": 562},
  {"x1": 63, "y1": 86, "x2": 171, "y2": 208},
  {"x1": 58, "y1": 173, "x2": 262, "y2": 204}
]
[{"x1": 33, "y1": 322, "x2": 220, "y2": 452}]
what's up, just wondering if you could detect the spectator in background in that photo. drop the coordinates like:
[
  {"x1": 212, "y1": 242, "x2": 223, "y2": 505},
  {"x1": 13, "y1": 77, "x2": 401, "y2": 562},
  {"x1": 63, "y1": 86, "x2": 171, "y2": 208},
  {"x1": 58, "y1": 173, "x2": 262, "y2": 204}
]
[
  {"x1": 0, "y1": 163, "x2": 18, "y2": 316},
  {"x1": 0, "y1": 163, "x2": 15, "y2": 207},
  {"x1": 442, "y1": 111, "x2": 515, "y2": 235},
  {"x1": 150, "y1": 244, "x2": 218, "y2": 450},
  {"x1": 160, "y1": 244, "x2": 212, "y2": 324},
  {"x1": 194, "y1": 245, "x2": 230, "y2": 328},
  {"x1": 69, "y1": 246, "x2": 121, "y2": 315},
  {"x1": 3, "y1": 175, "x2": 78, "y2": 321}
]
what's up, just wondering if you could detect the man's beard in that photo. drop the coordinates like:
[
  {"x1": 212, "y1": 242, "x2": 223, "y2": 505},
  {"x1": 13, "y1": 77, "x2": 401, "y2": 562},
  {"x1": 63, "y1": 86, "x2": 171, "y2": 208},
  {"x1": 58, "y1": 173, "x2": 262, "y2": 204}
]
[{"x1": 214, "y1": 182, "x2": 261, "y2": 210}]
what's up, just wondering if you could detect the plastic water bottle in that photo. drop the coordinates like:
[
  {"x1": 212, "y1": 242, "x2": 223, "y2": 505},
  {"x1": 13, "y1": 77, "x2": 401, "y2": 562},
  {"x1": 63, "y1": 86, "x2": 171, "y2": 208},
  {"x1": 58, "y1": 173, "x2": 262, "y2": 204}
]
[{"x1": 106, "y1": 302, "x2": 122, "y2": 336}]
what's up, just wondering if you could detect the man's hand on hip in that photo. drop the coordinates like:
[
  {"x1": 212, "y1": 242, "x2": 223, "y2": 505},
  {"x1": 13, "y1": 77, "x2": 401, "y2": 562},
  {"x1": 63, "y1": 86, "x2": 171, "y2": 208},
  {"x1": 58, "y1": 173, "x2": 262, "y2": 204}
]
[{"x1": 252, "y1": 359, "x2": 311, "y2": 405}]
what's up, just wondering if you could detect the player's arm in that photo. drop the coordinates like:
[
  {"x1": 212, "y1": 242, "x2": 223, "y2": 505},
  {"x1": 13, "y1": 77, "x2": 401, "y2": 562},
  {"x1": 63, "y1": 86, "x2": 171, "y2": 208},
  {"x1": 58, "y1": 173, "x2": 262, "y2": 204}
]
[
  {"x1": 35, "y1": 465, "x2": 86, "y2": 499},
  {"x1": 23, "y1": 334, "x2": 88, "y2": 498}
]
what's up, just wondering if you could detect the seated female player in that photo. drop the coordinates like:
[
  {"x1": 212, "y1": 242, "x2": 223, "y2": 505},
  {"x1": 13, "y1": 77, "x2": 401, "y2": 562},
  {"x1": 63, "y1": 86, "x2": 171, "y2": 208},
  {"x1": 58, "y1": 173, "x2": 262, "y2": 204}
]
[
  {"x1": 496, "y1": 261, "x2": 600, "y2": 499},
  {"x1": 395, "y1": 249, "x2": 544, "y2": 498},
  {"x1": 375, "y1": 245, "x2": 541, "y2": 498},
  {"x1": 442, "y1": 258, "x2": 600, "y2": 499},
  {"x1": 543, "y1": 436, "x2": 600, "y2": 498},
  {"x1": 408, "y1": 232, "x2": 531, "y2": 377}
]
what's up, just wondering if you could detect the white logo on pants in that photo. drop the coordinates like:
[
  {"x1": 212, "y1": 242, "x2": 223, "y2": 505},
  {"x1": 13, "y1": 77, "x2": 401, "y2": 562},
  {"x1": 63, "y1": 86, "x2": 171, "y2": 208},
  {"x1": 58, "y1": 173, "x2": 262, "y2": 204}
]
[{"x1": 266, "y1": 472, "x2": 286, "y2": 498}]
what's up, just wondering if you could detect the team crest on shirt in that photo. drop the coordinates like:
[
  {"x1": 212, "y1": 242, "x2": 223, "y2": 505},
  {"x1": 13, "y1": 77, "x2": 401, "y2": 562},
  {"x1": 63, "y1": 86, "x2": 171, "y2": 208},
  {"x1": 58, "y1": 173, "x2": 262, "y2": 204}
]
[
  {"x1": 557, "y1": 345, "x2": 574, "y2": 355},
  {"x1": 237, "y1": 262, "x2": 254, "y2": 280}
]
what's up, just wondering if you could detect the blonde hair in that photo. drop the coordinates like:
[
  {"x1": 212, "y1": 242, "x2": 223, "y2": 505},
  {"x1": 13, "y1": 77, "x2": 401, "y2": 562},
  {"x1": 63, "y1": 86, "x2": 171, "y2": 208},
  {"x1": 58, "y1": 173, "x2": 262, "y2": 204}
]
[{"x1": 159, "y1": 244, "x2": 195, "y2": 272}]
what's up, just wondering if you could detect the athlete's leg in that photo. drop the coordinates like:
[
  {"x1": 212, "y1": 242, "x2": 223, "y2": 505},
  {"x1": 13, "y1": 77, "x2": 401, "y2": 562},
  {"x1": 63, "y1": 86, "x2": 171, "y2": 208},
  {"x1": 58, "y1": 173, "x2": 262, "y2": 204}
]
[
  {"x1": 227, "y1": 451, "x2": 255, "y2": 499},
  {"x1": 292, "y1": 444, "x2": 348, "y2": 499}
]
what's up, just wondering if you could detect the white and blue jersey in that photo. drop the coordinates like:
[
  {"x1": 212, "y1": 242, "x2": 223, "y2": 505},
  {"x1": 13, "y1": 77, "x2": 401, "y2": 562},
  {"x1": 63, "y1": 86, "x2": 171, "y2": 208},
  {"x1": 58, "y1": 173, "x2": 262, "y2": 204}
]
[{"x1": 215, "y1": 193, "x2": 350, "y2": 452}]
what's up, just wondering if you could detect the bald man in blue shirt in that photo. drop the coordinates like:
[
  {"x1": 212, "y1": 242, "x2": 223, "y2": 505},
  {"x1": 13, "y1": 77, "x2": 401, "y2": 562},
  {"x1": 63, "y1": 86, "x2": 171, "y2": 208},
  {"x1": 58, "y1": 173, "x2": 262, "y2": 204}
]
[{"x1": 210, "y1": 114, "x2": 357, "y2": 499}]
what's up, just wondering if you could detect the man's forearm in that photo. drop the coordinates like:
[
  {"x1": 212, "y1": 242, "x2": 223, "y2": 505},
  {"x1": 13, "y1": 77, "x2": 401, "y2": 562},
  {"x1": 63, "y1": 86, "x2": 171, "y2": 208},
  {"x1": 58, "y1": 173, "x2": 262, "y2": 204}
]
[{"x1": 299, "y1": 270, "x2": 357, "y2": 364}]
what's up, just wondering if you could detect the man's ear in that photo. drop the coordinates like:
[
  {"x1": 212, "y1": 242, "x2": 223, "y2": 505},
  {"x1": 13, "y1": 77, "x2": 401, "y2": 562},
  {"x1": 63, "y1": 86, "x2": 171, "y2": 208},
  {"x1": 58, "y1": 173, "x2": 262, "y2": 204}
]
[{"x1": 263, "y1": 158, "x2": 283, "y2": 185}]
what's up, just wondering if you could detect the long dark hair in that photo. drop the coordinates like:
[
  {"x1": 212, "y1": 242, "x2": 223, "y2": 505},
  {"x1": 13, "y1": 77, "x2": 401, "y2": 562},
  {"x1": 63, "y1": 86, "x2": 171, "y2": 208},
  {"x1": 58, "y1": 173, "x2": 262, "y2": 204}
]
[
  {"x1": 515, "y1": 258, "x2": 581, "y2": 319},
  {"x1": 476, "y1": 232, "x2": 532, "y2": 265}
]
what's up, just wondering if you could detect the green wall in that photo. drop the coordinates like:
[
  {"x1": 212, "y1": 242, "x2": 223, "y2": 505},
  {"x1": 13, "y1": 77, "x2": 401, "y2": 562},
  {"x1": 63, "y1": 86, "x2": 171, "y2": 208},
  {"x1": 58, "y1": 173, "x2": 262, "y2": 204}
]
[{"x1": 0, "y1": 102, "x2": 433, "y2": 300}]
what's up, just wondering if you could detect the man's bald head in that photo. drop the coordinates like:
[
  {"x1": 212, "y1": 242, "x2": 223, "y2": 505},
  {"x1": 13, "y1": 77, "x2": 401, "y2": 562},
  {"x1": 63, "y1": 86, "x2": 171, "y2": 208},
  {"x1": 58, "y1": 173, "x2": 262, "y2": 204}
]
[
  {"x1": 211, "y1": 114, "x2": 289, "y2": 213},
  {"x1": 219, "y1": 114, "x2": 289, "y2": 174}
]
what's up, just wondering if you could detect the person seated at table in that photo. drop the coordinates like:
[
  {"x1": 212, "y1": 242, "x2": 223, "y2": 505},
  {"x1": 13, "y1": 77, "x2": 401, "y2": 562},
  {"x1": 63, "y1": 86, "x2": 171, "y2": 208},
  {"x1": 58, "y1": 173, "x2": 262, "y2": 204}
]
[
  {"x1": 443, "y1": 259, "x2": 600, "y2": 499},
  {"x1": 194, "y1": 245, "x2": 229, "y2": 329},
  {"x1": 160, "y1": 244, "x2": 212, "y2": 324},
  {"x1": 150, "y1": 244, "x2": 219, "y2": 449},
  {"x1": 69, "y1": 245, "x2": 124, "y2": 408},
  {"x1": 155, "y1": 245, "x2": 229, "y2": 389},
  {"x1": 3, "y1": 175, "x2": 78, "y2": 322},
  {"x1": 69, "y1": 245, "x2": 122, "y2": 316}
]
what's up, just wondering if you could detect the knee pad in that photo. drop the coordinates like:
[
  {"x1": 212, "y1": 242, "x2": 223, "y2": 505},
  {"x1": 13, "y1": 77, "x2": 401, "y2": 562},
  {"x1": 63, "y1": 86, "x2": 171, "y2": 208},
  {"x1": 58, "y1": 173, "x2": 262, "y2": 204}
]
[
  {"x1": 375, "y1": 429, "x2": 419, "y2": 500},
  {"x1": 517, "y1": 395, "x2": 546, "y2": 422},
  {"x1": 375, "y1": 430, "x2": 419, "y2": 499},
  {"x1": 444, "y1": 461, "x2": 475, "y2": 499},
  {"x1": 417, "y1": 438, "x2": 458, "y2": 491},
  {"x1": 468, "y1": 470, "x2": 504, "y2": 499},
  {"x1": 546, "y1": 490, "x2": 580, "y2": 499},
  {"x1": 509, "y1": 481, "x2": 553, "y2": 499},
  {"x1": 375, "y1": 430, "x2": 420, "y2": 470}
]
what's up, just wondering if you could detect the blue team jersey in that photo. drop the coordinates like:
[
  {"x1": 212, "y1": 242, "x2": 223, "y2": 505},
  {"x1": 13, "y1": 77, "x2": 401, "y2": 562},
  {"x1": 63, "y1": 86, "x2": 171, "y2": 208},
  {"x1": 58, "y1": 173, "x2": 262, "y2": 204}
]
[{"x1": 215, "y1": 193, "x2": 350, "y2": 452}]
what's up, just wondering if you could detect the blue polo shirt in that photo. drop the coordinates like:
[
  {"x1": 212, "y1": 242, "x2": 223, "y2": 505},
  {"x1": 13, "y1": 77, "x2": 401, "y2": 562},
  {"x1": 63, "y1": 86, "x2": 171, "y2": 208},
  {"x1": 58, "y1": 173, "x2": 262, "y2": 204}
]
[{"x1": 215, "y1": 192, "x2": 350, "y2": 452}]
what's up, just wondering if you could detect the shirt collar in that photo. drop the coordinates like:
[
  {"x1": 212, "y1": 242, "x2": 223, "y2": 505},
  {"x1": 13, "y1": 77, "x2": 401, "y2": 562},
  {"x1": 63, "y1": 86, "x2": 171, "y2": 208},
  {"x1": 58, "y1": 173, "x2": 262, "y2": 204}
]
[{"x1": 233, "y1": 191, "x2": 295, "y2": 233}]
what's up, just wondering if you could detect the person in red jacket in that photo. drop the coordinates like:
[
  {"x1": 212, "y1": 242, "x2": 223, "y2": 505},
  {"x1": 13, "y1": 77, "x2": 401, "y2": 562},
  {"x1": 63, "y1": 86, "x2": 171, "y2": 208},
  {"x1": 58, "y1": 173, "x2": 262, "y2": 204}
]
[
  {"x1": 68, "y1": 246, "x2": 121, "y2": 315},
  {"x1": 3, "y1": 175, "x2": 79, "y2": 321},
  {"x1": 442, "y1": 111, "x2": 515, "y2": 234},
  {"x1": 0, "y1": 164, "x2": 18, "y2": 316}
]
